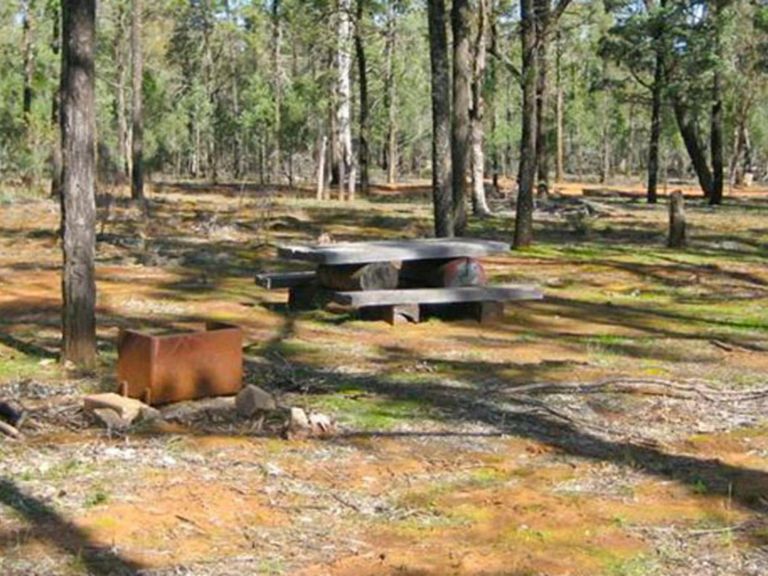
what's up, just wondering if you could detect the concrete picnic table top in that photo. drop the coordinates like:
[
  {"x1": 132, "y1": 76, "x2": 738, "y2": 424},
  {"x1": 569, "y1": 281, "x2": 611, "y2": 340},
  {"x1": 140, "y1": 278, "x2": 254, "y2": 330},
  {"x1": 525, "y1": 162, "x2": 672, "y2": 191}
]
[{"x1": 277, "y1": 237, "x2": 511, "y2": 266}]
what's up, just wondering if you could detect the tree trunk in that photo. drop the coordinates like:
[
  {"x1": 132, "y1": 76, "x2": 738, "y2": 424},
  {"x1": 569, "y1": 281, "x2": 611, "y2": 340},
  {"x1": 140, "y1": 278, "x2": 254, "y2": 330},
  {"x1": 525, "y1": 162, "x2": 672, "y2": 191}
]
[
  {"x1": 647, "y1": 44, "x2": 663, "y2": 204},
  {"x1": 329, "y1": 81, "x2": 340, "y2": 187},
  {"x1": 514, "y1": 0, "x2": 537, "y2": 249},
  {"x1": 709, "y1": 0, "x2": 724, "y2": 206},
  {"x1": 504, "y1": 75, "x2": 513, "y2": 180},
  {"x1": 22, "y1": 0, "x2": 36, "y2": 129},
  {"x1": 60, "y1": 0, "x2": 97, "y2": 368},
  {"x1": 226, "y1": 1, "x2": 243, "y2": 180},
  {"x1": 451, "y1": 0, "x2": 471, "y2": 235},
  {"x1": 337, "y1": 0, "x2": 353, "y2": 200},
  {"x1": 130, "y1": 0, "x2": 144, "y2": 201},
  {"x1": 555, "y1": 29, "x2": 564, "y2": 184},
  {"x1": 673, "y1": 98, "x2": 713, "y2": 198},
  {"x1": 427, "y1": 0, "x2": 453, "y2": 237},
  {"x1": 488, "y1": 4, "x2": 500, "y2": 195},
  {"x1": 51, "y1": 1, "x2": 63, "y2": 198},
  {"x1": 115, "y1": 1, "x2": 130, "y2": 182},
  {"x1": 600, "y1": 117, "x2": 611, "y2": 184},
  {"x1": 385, "y1": 2, "x2": 398, "y2": 185},
  {"x1": 355, "y1": 0, "x2": 369, "y2": 195},
  {"x1": 668, "y1": 190, "x2": 686, "y2": 248},
  {"x1": 316, "y1": 134, "x2": 327, "y2": 200},
  {"x1": 470, "y1": 0, "x2": 490, "y2": 216},
  {"x1": 534, "y1": 0, "x2": 550, "y2": 189},
  {"x1": 272, "y1": 0, "x2": 282, "y2": 184}
]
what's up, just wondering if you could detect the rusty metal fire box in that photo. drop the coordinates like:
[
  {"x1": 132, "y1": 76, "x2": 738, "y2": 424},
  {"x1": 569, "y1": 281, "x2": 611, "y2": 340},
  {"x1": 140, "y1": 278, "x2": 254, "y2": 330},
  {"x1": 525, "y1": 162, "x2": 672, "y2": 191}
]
[{"x1": 117, "y1": 322, "x2": 243, "y2": 406}]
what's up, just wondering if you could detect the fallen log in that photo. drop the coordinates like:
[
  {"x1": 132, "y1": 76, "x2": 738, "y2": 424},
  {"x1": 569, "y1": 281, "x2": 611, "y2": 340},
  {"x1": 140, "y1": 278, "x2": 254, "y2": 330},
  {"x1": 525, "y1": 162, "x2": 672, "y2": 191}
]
[
  {"x1": 316, "y1": 262, "x2": 400, "y2": 291},
  {"x1": 399, "y1": 257, "x2": 487, "y2": 288}
]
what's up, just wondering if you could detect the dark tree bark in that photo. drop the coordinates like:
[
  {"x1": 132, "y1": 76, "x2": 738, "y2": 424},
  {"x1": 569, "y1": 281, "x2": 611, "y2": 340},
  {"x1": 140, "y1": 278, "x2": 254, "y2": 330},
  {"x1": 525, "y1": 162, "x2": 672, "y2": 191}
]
[
  {"x1": 555, "y1": 28, "x2": 564, "y2": 183},
  {"x1": 224, "y1": 0, "x2": 243, "y2": 179},
  {"x1": 427, "y1": 0, "x2": 453, "y2": 237},
  {"x1": 534, "y1": 0, "x2": 550, "y2": 189},
  {"x1": 60, "y1": 0, "x2": 97, "y2": 368},
  {"x1": 514, "y1": 0, "x2": 538, "y2": 248},
  {"x1": 451, "y1": 0, "x2": 472, "y2": 235},
  {"x1": 354, "y1": 0, "x2": 369, "y2": 194},
  {"x1": 131, "y1": 0, "x2": 144, "y2": 200},
  {"x1": 533, "y1": 0, "x2": 572, "y2": 189},
  {"x1": 672, "y1": 98, "x2": 713, "y2": 198},
  {"x1": 272, "y1": 0, "x2": 282, "y2": 184},
  {"x1": 22, "y1": 0, "x2": 37, "y2": 129},
  {"x1": 647, "y1": 40, "x2": 664, "y2": 204},
  {"x1": 668, "y1": 190, "x2": 687, "y2": 248},
  {"x1": 488, "y1": 3, "x2": 500, "y2": 195},
  {"x1": 115, "y1": 1, "x2": 130, "y2": 182},
  {"x1": 384, "y1": 2, "x2": 398, "y2": 185},
  {"x1": 470, "y1": 0, "x2": 491, "y2": 216},
  {"x1": 50, "y1": 0, "x2": 63, "y2": 198},
  {"x1": 709, "y1": 0, "x2": 724, "y2": 205}
]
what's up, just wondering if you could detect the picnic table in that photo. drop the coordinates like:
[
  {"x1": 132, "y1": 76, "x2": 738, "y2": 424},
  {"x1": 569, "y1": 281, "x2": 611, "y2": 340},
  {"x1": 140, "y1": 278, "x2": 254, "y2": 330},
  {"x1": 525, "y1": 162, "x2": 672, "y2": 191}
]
[{"x1": 256, "y1": 238, "x2": 543, "y2": 324}]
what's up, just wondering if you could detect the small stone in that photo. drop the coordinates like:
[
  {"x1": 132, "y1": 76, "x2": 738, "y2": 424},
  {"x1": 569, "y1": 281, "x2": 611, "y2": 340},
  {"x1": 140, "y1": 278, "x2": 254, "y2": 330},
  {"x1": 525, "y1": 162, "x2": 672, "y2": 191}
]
[
  {"x1": 83, "y1": 393, "x2": 145, "y2": 424},
  {"x1": 93, "y1": 408, "x2": 131, "y2": 431},
  {"x1": 308, "y1": 412, "x2": 336, "y2": 437},
  {"x1": 0, "y1": 401, "x2": 24, "y2": 427},
  {"x1": 138, "y1": 405, "x2": 163, "y2": 423},
  {"x1": 235, "y1": 385, "x2": 277, "y2": 417},
  {"x1": 284, "y1": 407, "x2": 310, "y2": 439},
  {"x1": 263, "y1": 462, "x2": 284, "y2": 477},
  {"x1": 289, "y1": 407, "x2": 309, "y2": 430}
]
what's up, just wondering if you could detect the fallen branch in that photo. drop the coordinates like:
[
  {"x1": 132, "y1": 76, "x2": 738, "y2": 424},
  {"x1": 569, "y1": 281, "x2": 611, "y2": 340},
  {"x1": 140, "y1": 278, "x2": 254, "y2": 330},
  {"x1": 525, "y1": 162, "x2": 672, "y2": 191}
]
[
  {"x1": 0, "y1": 420, "x2": 20, "y2": 438},
  {"x1": 502, "y1": 377, "x2": 768, "y2": 403}
]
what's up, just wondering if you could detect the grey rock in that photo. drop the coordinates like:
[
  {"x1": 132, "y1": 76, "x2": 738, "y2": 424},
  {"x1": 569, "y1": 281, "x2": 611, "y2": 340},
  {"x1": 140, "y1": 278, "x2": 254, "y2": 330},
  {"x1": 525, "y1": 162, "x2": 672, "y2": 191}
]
[
  {"x1": 93, "y1": 408, "x2": 131, "y2": 431},
  {"x1": 235, "y1": 385, "x2": 277, "y2": 417},
  {"x1": 138, "y1": 405, "x2": 163, "y2": 423},
  {"x1": 289, "y1": 407, "x2": 309, "y2": 431}
]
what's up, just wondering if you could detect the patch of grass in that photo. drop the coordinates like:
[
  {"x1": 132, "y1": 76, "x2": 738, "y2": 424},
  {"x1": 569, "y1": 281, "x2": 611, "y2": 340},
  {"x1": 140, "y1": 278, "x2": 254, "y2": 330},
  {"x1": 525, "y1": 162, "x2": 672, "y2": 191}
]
[
  {"x1": 83, "y1": 487, "x2": 110, "y2": 508},
  {"x1": 0, "y1": 352, "x2": 47, "y2": 381},
  {"x1": 691, "y1": 478, "x2": 710, "y2": 495},
  {"x1": 305, "y1": 392, "x2": 436, "y2": 431},
  {"x1": 502, "y1": 524, "x2": 552, "y2": 544},
  {"x1": 449, "y1": 503, "x2": 494, "y2": 523},
  {"x1": 65, "y1": 553, "x2": 89, "y2": 575},
  {"x1": 466, "y1": 466, "x2": 508, "y2": 487},
  {"x1": 387, "y1": 512, "x2": 466, "y2": 535},
  {"x1": 30, "y1": 458, "x2": 95, "y2": 483},
  {"x1": 605, "y1": 554, "x2": 661, "y2": 576},
  {"x1": 256, "y1": 559, "x2": 286, "y2": 575},
  {"x1": 397, "y1": 483, "x2": 450, "y2": 511}
]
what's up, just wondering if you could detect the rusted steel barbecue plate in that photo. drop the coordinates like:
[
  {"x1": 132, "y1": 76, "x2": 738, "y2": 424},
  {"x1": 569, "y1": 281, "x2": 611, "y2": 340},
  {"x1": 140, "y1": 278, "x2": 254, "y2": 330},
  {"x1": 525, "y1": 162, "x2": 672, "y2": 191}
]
[
  {"x1": 117, "y1": 322, "x2": 243, "y2": 406},
  {"x1": 277, "y1": 237, "x2": 510, "y2": 265}
]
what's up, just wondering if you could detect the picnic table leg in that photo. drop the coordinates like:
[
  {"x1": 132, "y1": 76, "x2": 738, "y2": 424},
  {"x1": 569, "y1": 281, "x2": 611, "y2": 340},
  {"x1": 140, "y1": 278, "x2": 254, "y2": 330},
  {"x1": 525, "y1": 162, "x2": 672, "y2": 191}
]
[
  {"x1": 473, "y1": 301, "x2": 504, "y2": 324},
  {"x1": 288, "y1": 284, "x2": 325, "y2": 311},
  {"x1": 360, "y1": 304, "x2": 420, "y2": 325}
]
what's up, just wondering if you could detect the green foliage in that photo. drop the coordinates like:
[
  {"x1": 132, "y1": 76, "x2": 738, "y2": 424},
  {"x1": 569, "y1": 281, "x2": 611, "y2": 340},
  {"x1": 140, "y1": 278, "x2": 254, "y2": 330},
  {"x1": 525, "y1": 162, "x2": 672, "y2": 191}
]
[{"x1": 0, "y1": 0, "x2": 766, "y2": 185}]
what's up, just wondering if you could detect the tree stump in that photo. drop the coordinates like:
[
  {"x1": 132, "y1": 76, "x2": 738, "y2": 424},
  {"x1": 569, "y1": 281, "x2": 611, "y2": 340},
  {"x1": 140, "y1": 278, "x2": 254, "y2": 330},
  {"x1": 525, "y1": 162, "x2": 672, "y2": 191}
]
[{"x1": 668, "y1": 190, "x2": 687, "y2": 248}]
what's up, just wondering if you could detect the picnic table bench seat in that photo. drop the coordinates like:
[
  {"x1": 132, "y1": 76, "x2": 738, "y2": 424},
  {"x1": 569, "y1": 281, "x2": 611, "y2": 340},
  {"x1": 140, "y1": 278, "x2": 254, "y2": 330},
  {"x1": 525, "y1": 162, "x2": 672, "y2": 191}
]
[
  {"x1": 254, "y1": 270, "x2": 316, "y2": 290},
  {"x1": 329, "y1": 284, "x2": 543, "y2": 324}
]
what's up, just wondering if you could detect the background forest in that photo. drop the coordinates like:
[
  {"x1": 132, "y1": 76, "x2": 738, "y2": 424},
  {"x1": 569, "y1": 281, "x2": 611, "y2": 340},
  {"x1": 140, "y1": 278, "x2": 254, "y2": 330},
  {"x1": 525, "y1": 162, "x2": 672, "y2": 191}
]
[{"x1": 2, "y1": 0, "x2": 767, "y2": 203}]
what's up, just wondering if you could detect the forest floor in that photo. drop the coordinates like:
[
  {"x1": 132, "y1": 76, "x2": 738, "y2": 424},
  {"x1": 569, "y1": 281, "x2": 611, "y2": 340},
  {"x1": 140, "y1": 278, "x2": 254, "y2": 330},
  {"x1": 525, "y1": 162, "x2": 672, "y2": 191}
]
[{"x1": 1, "y1": 180, "x2": 768, "y2": 575}]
